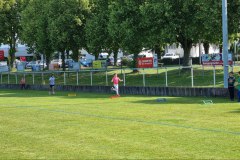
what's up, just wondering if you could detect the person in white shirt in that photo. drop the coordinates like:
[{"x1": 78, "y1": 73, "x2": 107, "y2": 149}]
[{"x1": 49, "y1": 74, "x2": 55, "y2": 95}]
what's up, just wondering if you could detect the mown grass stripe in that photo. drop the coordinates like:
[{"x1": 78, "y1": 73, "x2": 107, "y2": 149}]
[{"x1": 8, "y1": 105, "x2": 240, "y2": 136}]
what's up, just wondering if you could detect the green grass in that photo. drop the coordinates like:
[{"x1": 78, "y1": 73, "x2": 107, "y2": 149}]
[
  {"x1": 1, "y1": 65, "x2": 238, "y2": 87},
  {"x1": 0, "y1": 89, "x2": 240, "y2": 159}
]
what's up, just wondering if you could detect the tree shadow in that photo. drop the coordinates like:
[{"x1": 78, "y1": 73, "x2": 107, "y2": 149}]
[
  {"x1": 0, "y1": 89, "x2": 236, "y2": 105},
  {"x1": 129, "y1": 96, "x2": 234, "y2": 105},
  {"x1": 228, "y1": 109, "x2": 240, "y2": 113},
  {"x1": 0, "y1": 89, "x2": 111, "y2": 99}
]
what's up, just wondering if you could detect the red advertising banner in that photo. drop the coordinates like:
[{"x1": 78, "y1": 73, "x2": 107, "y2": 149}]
[
  {"x1": 20, "y1": 56, "x2": 26, "y2": 61},
  {"x1": 137, "y1": 57, "x2": 153, "y2": 68},
  {"x1": 0, "y1": 50, "x2": 4, "y2": 61}
]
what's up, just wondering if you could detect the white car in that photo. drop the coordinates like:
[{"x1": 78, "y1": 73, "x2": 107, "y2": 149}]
[
  {"x1": 25, "y1": 61, "x2": 38, "y2": 69},
  {"x1": 162, "y1": 53, "x2": 179, "y2": 59},
  {"x1": 38, "y1": 60, "x2": 47, "y2": 69}
]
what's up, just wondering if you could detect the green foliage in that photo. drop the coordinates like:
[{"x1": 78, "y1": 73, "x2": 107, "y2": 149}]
[
  {"x1": 86, "y1": 0, "x2": 110, "y2": 58},
  {"x1": 0, "y1": 0, "x2": 28, "y2": 69},
  {"x1": 47, "y1": 0, "x2": 89, "y2": 67},
  {"x1": 121, "y1": 57, "x2": 133, "y2": 67},
  {"x1": 21, "y1": 0, "x2": 54, "y2": 67},
  {"x1": 108, "y1": 0, "x2": 145, "y2": 68}
]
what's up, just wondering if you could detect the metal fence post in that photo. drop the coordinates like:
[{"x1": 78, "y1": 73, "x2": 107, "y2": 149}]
[
  {"x1": 8, "y1": 72, "x2": 9, "y2": 84},
  {"x1": 77, "y1": 72, "x2": 79, "y2": 85},
  {"x1": 165, "y1": 67, "x2": 168, "y2": 87},
  {"x1": 143, "y1": 68, "x2": 145, "y2": 87},
  {"x1": 41, "y1": 72, "x2": 44, "y2": 84},
  {"x1": 213, "y1": 65, "x2": 216, "y2": 87},
  {"x1": 123, "y1": 69, "x2": 126, "y2": 86},
  {"x1": 64, "y1": 72, "x2": 66, "y2": 85},
  {"x1": 106, "y1": 71, "x2": 108, "y2": 86},
  {"x1": 191, "y1": 66, "x2": 194, "y2": 87},
  {"x1": 33, "y1": 73, "x2": 35, "y2": 85},
  {"x1": 15, "y1": 73, "x2": 17, "y2": 84},
  {"x1": 90, "y1": 71, "x2": 93, "y2": 86}
]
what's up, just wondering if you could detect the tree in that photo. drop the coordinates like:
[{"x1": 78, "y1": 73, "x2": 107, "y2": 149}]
[
  {"x1": 47, "y1": 0, "x2": 89, "y2": 70},
  {"x1": 108, "y1": 0, "x2": 145, "y2": 68},
  {"x1": 140, "y1": 0, "x2": 240, "y2": 66},
  {"x1": 86, "y1": 0, "x2": 110, "y2": 60},
  {"x1": 86, "y1": 0, "x2": 121, "y2": 65},
  {"x1": 140, "y1": 1, "x2": 172, "y2": 59},
  {"x1": 0, "y1": 0, "x2": 27, "y2": 69},
  {"x1": 199, "y1": 0, "x2": 240, "y2": 54},
  {"x1": 21, "y1": 0, "x2": 54, "y2": 68}
]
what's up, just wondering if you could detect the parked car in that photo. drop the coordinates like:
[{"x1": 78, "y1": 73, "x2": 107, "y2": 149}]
[
  {"x1": 98, "y1": 52, "x2": 108, "y2": 59},
  {"x1": 80, "y1": 58, "x2": 92, "y2": 67},
  {"x1": 107, "y1": 57, "x2": 114, "y2": 66},
  {"x1": 162, "y1": 53, "x2": 179, "y2": 60},
  {"x1": 51, "y1": 59, "x2": 62, "y2": 68},
  {"x1": 65, "y1": 59, "x2": 74, "y2": 68},
  {"x1": 117, "y1": 58, "x2": 122, "y2": 66},
  {"x1": 38, "y1": 60, "x2": 47, "y2": 69},
  {"x1": 25, "y1": 61, "x2": 38, "y2": 69}
]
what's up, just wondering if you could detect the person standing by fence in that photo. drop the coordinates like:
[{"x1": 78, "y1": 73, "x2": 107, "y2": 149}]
[
  {"x1": 228, "y1": 72, "x2": 235, "y2": 101},
  {"x1": 20, "y1": 77, "x2": 26, "y2": 89},
  {"x1": 49, "y1": 74, "x2": 55, "y2": 95},
  {"x1": 236, "y1": 71, "x2": 240, "y2": 102},
  {"x1": 111, "y1": 73, "x2": 123, "y2": 96}
]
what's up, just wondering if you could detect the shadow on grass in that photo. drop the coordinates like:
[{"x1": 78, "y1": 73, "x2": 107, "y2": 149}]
[
  {"x1": 0, "y1": 89, "x2": 110, "y2": 99},
  {"x1": 128, "y1": 96, "x2": 234, "y2": 105},
  {"x1": 0, "y1": 89, "x2": 235, "y2": 105},
  {"x1": 228, "y1": 109, "x2": 240, "y2": 113}
]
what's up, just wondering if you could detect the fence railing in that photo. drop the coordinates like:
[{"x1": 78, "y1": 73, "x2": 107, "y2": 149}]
[{"x1": 0, "y1": 65, "x2": 234, "y2": 88}]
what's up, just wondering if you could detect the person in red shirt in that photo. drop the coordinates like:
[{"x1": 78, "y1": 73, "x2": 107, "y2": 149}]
[
  {"x1": 111, "y1": 73, "x2": 123, "y2": 96},
  {"x1": 20, "y1": 77, "x2": 26, "y2": 89}
]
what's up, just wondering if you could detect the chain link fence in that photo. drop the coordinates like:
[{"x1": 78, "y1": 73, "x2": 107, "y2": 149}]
[{"x1": 0, "y1": 65, "x2": 234, "y2": 88}]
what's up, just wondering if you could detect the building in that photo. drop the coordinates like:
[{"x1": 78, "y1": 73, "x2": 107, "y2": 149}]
[
  {"x1": 0, "y1": 44, "x2": 33, "y2": 58},
  {"x1": 165, "y1": 43, "x2": 220, "y2": 57}
]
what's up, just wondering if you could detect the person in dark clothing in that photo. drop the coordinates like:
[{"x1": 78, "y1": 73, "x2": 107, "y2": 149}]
[{"x1": 228, "y1": 72, "x2": 235, "y2": 101}]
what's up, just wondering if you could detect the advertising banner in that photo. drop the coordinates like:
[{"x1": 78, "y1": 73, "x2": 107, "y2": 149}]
[
  {"x1": 153, "y1": 54, "x2": 158, "y2": 68},
  {"x1": 93, "y1": 61, "x2": 102, "y2": 69},
  {"x1": 69, "y1": 62, "x2": 80, "y2": 71},
  {"x1": 93, "y1": 60, "x2": 106, "y2": 69},
  {"x1": 201, "y1": 54, "x2": 233, "y2": 65},
  {"x1": 0, "y1": 66, "x2": 9, "y2": 72},
  {"x1": 0, "y1": 50, "x2": 4, "y2": 61},
  {"x1": 137, "y1": 57, "x2": 153, "y2": 68},
  {"x1": 17, "y1": 63, "x2": 25, "y2": 71},
  {"x1": 20, "y1": 56, "x2": 26, "y2": 61}
]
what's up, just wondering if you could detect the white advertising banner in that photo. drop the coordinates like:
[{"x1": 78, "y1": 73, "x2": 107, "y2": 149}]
[{"x1": 153, "y1": 54, "x2": 158, "y2": 68}]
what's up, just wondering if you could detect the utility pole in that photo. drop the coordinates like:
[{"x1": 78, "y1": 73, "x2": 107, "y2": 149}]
[{"x1": 222, "y1": 0, "x2": 229, "y2": 88}]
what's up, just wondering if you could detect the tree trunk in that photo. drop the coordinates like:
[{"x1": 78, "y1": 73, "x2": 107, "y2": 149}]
[
  {"x1": 181, "y1": 38, "x2": 193, "y2": 66},
  {"x1": 113, "y1": 48, "x2": 118, "y2": 66},
  {"x1": 66, "y1": 50, "x2": 70, "y2": 59},
  {"x1": 46, "y1": 50, "x2": 51, "y2": 70},
  {"x1": 219, "y1": 45, "x2": 223, "y2": 53},
  {"x1": 154, "y1": 45, "x2": 161, "y2": 60},
  {"x1": 203, "y1": 42, "x2": 210, "y2": 54},
  {"x1": 8, "y1": 44, "x2": 16, "y2": 70},
  {"x1": 61, "y1": 51, "x2": 66, "y2": 71},
  {"x1": 72, "y1": 48, "x2": 79, "y2": 62}
]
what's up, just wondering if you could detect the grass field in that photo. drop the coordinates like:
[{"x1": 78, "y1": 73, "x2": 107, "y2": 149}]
[{"x1": 0, "y1": 89, "x2": 240, "y2": 159}]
